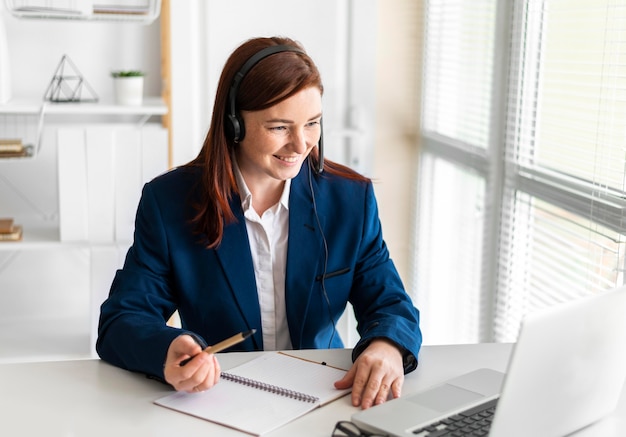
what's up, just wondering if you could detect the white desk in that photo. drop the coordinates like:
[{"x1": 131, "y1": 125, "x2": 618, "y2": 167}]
[{"x1": 1, "y1": 343, "x2": 625, "y2": 436}]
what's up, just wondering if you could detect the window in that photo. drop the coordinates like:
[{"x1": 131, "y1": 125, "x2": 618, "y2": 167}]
[{"x1": 412, "y1": 0, "x2": 626, "y2": 344}]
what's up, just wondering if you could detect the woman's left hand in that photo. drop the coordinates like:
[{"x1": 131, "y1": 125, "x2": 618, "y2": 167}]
[{"x1": 334, "y1": 338, "x2": 404, "y2": 409}]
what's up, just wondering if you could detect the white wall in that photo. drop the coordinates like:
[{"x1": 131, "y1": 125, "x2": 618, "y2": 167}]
[
  {"x1": 1, "y1": 8, "x2": 161, "y2": 102},
  {"x1": 373, "y1": 0, "x2": 421, "y2": 284},
  {"x1": 168, "y1": 0, "x2": 377, "y2": 178}
]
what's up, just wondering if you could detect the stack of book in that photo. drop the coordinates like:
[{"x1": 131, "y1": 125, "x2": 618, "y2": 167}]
[
  {"x1": 0, "y1": 139, "x2": 31, "y2": 158},
  {"x1": 0, "y1": 218, "x2": 23, "y2": 242}
]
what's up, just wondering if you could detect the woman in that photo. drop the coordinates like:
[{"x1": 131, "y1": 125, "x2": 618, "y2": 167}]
[{"x1": 97, "y1": 36, "x2": 422, "y2": 410}]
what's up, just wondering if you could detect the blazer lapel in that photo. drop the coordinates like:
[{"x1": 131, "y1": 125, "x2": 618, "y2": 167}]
[
  {"x1": 215, "y1": 197, "x2": 262, "y2": 346},
  {"x1": 285, "y1": 168, "x2": 326, "y2": 348}
]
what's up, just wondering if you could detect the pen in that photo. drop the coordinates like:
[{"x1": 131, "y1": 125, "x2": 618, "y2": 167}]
[{"x1": 180, "y1": 329, "x2": 256, "y2": 366}]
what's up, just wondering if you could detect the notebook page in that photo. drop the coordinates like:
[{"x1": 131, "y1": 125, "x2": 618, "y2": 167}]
[
  {"x1": 154, "y1": 352, "x2": 351, "y2": 435},
  {"x1": 155, "y1": 378, "x2": 316, "y2": 435},
  {"x1": 226, "y1": 352, "x2": 350, "y2": 406}
]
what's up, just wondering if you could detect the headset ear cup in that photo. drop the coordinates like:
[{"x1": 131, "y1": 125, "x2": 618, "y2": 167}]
[
  {"x1": 226, "y1": 114, "x2": 245, "y2": 143},
  {"x1": 235, "y1": 115, "x2": 245, "y2": 142}
]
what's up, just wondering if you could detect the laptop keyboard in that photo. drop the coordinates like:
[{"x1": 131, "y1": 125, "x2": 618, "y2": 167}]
[{"x1": 411, "y1": 398, "x2": 499, "y2": 436}]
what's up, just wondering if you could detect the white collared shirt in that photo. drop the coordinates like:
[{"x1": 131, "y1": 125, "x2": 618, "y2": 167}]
[{"x1": 233, "y1": 159, "x2": 293, "y2": 351}]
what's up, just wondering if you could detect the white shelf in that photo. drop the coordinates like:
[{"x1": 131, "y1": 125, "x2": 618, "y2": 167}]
[
  {"x1": 0, "y1": 220, "x2": 134, "y2": 251},
  {"x1": 0, "y1": 97, "x2": 167, "y2": 158},
  {"x1": 4, "y1": 0, "x2": 161, "y2": 24},
  {"x1": 0, "y1": 221, "x2": 59, "y2": 250},
  {"x1": 0, "y1": 96, "x2": 167, "y2": 116}
]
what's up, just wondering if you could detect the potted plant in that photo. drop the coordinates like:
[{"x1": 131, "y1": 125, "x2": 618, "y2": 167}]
[{"x1": 111, "y1": 70, "x2": 145, "y2": 105}]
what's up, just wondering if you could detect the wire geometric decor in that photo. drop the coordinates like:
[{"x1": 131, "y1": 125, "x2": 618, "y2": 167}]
[{"x1": 44, "y1": 54, "x2": 99, "y2": 103}]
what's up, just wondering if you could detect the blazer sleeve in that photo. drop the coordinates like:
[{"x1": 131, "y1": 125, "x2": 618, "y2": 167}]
[
  {"x1": 96, "y1": 182, "x2": 203, "y2": 380},
  {"x1": 348, "y1": 182, "x2": 422, "y2": 373}
]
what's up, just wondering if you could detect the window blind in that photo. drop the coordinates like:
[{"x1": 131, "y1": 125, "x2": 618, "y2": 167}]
[
  {"x1": 421, "y1": 1, "x2": 497, "y2": 151},
  {"x1": 496, "y1": 0, "x2": 626, "y2": 341},
  {"x1": 412, "y1": 0, "x2": 500, "y2": 345},
  {"x1": 413, "y1": 0, "x2": 626, "y2": 344}
]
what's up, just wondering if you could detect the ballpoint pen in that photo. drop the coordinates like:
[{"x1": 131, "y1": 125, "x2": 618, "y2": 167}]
[{"x1": 180, "y1": 329, "x2": 256, "y2": 366}]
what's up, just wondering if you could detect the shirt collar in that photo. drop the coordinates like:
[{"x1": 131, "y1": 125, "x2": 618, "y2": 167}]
[{"x1": 233, "y1": 156, "x2": 291, "y2": 213}]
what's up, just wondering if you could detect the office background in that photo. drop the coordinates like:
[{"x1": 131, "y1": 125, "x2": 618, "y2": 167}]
[
  {"x1": 0, "y1": 0, "x2": 419, "y2": 362},
  {"x1": 1, "y1": 0, "x2": 623, "y2": 363}
]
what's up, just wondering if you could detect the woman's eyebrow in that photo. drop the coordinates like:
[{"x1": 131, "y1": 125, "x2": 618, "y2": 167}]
[
  {"x1": 266, "y1": 118, "x2": 294, "y2": 123},
  {"x1": 266, "y1": 113, "x2": 323, "y2": 124}
]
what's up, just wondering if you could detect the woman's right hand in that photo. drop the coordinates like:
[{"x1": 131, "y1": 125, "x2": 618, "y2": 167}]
[{"x1": 163, "y1": 334, "x2": 221, "y2": 392}]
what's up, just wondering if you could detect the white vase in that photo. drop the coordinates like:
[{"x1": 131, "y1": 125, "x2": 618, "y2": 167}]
[
  {"x1": 113, "y1": 76, "x2": 144, "y2": 106},
  {"x1": 0, "y1": 13, "x2": 11, "y2": 104}
]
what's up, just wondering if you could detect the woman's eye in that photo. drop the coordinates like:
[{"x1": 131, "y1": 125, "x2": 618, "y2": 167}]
[
  {"x1": 306, "y1": 121, "x2": 320, "y2": 128},
  {"x1": 269, "y1": 126, "x2": 287, "y2": 132}
]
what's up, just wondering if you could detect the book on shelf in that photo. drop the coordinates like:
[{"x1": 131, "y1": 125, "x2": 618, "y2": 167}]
[
  {"x1": 0, "y1": 218, "x2": 23, "y2": 242},
  {"x1": 0, "y1": 139, "x2": 31, "y2": 158},
  {"x1": 0, "y1": 218, "x2": 14, "y2": 233},
  {"x1": 154, "y1": 351, "x2": 351, "y2": 436},
  {"x1": 0, "y1": 139, "x2": 23, "y2": 153},
  {"x1": 93, "y1": 6, "x2": 151, "y2": 15}
]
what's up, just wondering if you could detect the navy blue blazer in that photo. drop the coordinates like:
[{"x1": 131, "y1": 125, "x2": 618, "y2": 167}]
[{"x1": 97, "y1": 160, "x2": 422, "y2": 380}]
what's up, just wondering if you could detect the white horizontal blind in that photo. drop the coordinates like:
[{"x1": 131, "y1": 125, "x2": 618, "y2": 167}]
[
  {"x1": 496, "y1": 0, "x2": 626, "y2": 341},
  {"x1": 414, "y1": 0, "x2": 626, "y2": 345},
  {"x1": 421, "y1": 1, "x2": 497, "y2": 151},
  {"x1": 411, "y1": 0, "x2": 499, "y2": 344},
  {"x1": 412, "y1": 154, "x2": 487, "y2": 344}
]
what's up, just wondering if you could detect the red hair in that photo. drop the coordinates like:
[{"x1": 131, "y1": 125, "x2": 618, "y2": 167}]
[{"x1": 186, "y1": 36, "x2": 368, "y2": 248}]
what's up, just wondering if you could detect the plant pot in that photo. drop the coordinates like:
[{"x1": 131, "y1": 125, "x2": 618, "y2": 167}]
[{"x1": 113, "y1": 76, "x2": 144, "y2": 106}]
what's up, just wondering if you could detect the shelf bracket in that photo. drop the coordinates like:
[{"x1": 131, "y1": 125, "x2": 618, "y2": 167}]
[
  {"x1": 34, "y1": 102, "x2": 46, "y2": 156},
  {"x1": 137, "y1": 113, "x2": 152, "y2": 127}
]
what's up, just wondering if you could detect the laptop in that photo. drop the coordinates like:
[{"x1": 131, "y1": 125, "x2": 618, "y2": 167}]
[{"x1": 352, "y1": 285, "x2": 626, "y2": 437}]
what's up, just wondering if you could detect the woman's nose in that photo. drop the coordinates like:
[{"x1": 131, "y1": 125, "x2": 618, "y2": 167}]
[{"x1": 290, "y1": 128, "x2": 308, "y2": 153}]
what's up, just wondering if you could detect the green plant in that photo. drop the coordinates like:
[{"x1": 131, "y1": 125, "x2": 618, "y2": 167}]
[{"x1": 111, "y1": 70, "x2": 145, "y2": 78}]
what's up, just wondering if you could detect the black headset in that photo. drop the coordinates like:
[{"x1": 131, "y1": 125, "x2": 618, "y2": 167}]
[{"x1": 225, "y1": 44, "x2": 324, "y2": 174}]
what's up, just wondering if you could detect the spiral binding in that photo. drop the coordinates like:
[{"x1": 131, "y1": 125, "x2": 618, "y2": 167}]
[{"x1": 222, "y1": 372, "x2": 319, "y2": 404}]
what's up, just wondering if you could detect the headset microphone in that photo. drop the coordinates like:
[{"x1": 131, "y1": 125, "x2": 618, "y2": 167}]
[{"x1": 316, "y1": 119, "x2": 324, "y2": 174}]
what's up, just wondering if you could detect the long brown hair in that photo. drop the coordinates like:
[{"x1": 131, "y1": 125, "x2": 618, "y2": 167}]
[{"x1": 187, "y1": 36, "x2": 369, "y2": 248}]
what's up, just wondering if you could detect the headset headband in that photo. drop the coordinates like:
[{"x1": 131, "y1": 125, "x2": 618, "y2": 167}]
[{"x1": 226, "y1": 45, "x2": 305, "y2": 142}]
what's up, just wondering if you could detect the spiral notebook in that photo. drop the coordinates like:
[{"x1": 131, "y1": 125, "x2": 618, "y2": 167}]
[{"x1": 154, "y1": 351, "x2": 351, "y2": 435}]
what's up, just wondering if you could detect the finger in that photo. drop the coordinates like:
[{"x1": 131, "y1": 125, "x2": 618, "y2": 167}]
[
  {"x1": 212, "y1": 354, "x2": 221, "y2": 385},
  {"x1": 374, "y1": 374, "x2": 402, "y2": 406},
  {"x1": 192, "y1": 354, "x2": 215, "y2": 392},
  {"x1": 193, "y1": 354, "x2": 223, "y2": 392},
  {"x1": 390, "y1": 377, "x2": 403, "y2": 399},
  {"x1": 164, "y1": 360, "x2": 194, "y2": 390},
  {"x1": 171, "y1": 353, "x2": 210, "y2": 392},
  {"x1": 334, "y1": 365, "x2": 355, "y2": 390},
  {"x1": 359, "y1": 367, "x2": 385, "y2": 409},
  {"x1": 351, "y1": 366, "x2": 373, "y2": 408},
  {"x1": 374, "y1": 380, "x2": 391, "y2": 406},
  {"x1": 186, "y1": 356, "x2": 212, "y2": 393},
  {"x1": 190, "y1": 353, "x2": 224, "y2": 392}
]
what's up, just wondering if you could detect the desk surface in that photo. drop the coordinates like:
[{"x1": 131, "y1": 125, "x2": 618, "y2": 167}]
[{"x1": 1, "y1": 343, "x2": 624, "y2": 436}]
